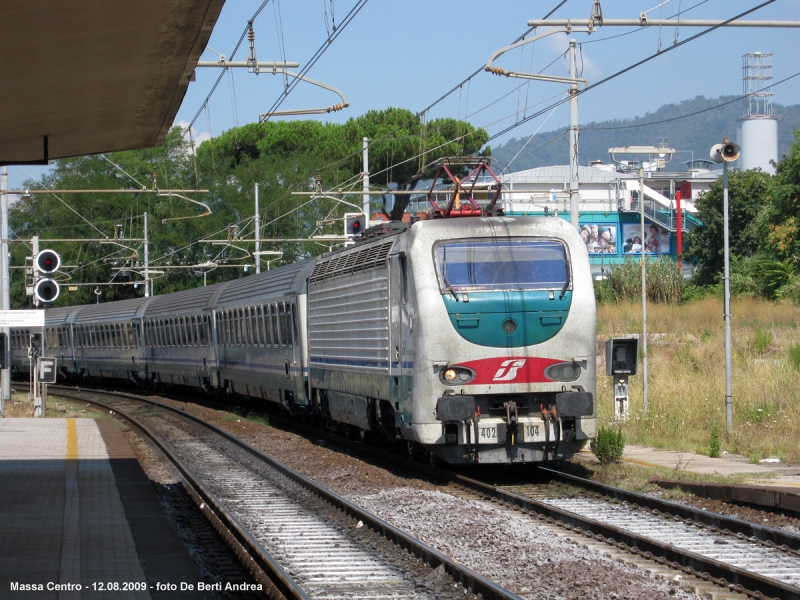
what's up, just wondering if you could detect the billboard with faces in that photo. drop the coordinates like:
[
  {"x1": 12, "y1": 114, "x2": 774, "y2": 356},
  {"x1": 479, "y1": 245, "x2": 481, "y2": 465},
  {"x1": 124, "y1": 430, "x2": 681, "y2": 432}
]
[
  {"x1": 621, "y1": 223, "x2": 669, "y2": 254},
  {"x1": 579, "y1": 223, "x2": 617, "y2": 255}
]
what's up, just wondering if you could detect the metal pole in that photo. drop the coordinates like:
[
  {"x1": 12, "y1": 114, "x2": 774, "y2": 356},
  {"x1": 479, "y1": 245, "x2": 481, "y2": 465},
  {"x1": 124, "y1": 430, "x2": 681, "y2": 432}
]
[
  {"x1": 723, "y1": 161, "x2": 733, "y2": 433},
  {"x1": 255, "y1": 183, "x2": 261, "y2": 274},
  {"x1": 0, "y1": 167, "x2": 8, "y2": 417},
  {"x1": 32, "y1": 236, "x2": 39, "y2": 308},
  {"x1": 362, "y1": 137, "x2": 370, "y2": 221},
  {"x1": 143, "y1": 212, "x2": 150, "y2": 297},
  {"x1": 568, "y1": 40, "x2": 580, "y2": 230},
  {"x1": 640, "y1": 167, "x2": 649, "y2": 412}
]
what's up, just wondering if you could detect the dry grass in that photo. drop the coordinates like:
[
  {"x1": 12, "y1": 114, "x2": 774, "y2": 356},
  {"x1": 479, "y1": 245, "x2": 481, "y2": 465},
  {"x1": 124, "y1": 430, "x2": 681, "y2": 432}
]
[{"x1": 598, "y1": 297, "x2": 800, "y2": 463}]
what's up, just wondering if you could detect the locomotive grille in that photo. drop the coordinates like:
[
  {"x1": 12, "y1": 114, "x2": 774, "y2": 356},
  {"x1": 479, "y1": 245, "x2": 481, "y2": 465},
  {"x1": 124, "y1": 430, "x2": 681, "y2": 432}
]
[{"x1": 309, "y1": 240, "x2": 394, "y2": 283}]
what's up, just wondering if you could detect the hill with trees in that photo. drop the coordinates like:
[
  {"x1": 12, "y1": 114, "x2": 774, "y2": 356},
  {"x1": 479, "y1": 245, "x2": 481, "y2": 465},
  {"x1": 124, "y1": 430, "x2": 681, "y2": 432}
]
[{"x1": 491, "y1": 95, "x2": 800, "y2": 172}]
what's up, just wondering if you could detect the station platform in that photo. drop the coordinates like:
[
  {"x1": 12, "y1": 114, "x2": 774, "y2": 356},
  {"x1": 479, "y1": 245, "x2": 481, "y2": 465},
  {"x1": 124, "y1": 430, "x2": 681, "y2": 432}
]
[
  {"x1": 579, "y1": 443, "x2": 800, "y2": 486},
  {"x1": 0, "y1": 418, "x2": 206, "y2": 599}
]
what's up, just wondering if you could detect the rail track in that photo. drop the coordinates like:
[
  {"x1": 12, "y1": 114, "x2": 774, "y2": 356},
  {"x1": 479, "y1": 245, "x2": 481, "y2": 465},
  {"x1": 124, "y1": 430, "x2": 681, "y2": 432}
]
[
  {"x1": 47, "y1": 385, "x2": 522, "y2": 600},
  {"x1": 256, "y1": 411, "x2": 800, "y2": 600},
  {"x1": 44, "y1": 384, "x2": 800, "y2": 599}
]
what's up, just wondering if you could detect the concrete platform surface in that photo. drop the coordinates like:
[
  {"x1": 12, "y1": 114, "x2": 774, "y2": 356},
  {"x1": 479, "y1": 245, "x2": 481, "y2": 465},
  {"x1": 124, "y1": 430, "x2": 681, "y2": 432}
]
[
  {"x1": 580, "y1": 444, "x2": 800, "y2": 486},
  {"x1": 0, "y1": 418, "x2": 207, "y2": 599}
]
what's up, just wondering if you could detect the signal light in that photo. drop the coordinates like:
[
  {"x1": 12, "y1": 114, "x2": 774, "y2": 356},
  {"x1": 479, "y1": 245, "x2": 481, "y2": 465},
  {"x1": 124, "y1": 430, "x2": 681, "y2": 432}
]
[
  {"x1": 344, "y1": 213, "x2": 367, "y2": 237},
  {"x1": 34, "y1": 278, "x2": 60, "y2": 304},
  {"x1": 36, "y1": 249, "x2": 60, "y2": 274}
]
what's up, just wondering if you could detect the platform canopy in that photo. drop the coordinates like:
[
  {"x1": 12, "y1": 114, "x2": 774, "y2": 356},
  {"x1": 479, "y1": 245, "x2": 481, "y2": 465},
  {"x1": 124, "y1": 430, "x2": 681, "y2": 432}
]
[{"x1": 0, "y1": 0, "x2": 225, "y2": 165}]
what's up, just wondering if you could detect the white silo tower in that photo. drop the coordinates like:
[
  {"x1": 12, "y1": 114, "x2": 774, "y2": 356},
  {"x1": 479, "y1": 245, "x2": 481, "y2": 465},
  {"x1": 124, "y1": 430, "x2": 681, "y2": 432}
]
[{"x1": 737, "y1": 52, "x2": 778, "y2": 174}]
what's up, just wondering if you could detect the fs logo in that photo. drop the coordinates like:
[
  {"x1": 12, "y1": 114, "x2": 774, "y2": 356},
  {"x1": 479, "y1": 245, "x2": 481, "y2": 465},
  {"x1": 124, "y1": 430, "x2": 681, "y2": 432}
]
[{"x1": 493, "y1": 359, "x2": 527, "y2": 381}]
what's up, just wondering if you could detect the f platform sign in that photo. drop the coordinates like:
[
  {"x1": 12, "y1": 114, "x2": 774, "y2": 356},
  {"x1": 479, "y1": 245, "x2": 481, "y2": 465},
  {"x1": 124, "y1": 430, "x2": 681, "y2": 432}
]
[{"x1": 37, "y1": 357, "x2": 57, "y2": 384}]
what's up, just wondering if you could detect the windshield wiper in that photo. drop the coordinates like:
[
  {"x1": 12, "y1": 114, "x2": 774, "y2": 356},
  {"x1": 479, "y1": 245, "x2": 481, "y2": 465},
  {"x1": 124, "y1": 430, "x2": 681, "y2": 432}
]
[
  {"x1": 559, "y1": 278, "x2": 569, "y2": 300},
  {"x1": 443, "y1": 273, "x2": 459, "y2": 302}
]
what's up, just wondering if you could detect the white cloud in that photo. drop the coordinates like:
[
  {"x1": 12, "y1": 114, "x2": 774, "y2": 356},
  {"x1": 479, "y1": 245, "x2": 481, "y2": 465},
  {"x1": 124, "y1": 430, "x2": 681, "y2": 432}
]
[
  {"x1": 173, "y1": 120, "x2": 212, "y2": 154},
  {"x1": 537, "y1": 28, "x2": 603, "y2": 82}
]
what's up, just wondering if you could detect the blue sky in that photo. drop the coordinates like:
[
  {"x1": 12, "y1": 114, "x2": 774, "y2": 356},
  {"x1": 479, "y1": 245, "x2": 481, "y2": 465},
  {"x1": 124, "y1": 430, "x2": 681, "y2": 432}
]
[{"x1": 9, "y1": 0, "x2": 800, "y2": 190}]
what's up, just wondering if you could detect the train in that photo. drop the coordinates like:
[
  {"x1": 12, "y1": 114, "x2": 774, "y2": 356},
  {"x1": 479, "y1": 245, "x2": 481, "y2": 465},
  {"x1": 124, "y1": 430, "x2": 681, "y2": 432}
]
[{"x1": 11, "y1": 215, "x2": 597, "y2": 465}]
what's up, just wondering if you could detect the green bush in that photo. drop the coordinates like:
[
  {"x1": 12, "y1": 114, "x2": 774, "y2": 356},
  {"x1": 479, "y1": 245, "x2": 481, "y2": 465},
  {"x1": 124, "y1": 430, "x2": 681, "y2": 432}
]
[
  {"x1": 709, "y1": 422, "x2": 721, "y2": 458},
  {"x1": 603, "y1": 257, "x2": 683, "y2": 304},
  {"x1": 590, "y1": 427, "x2": 625, "y2": 465}
]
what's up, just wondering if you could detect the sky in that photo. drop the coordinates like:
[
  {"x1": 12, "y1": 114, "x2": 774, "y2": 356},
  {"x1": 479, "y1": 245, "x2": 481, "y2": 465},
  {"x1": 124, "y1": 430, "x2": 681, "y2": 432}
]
[{"x1": 7, "y1": 0, "x2": 800, "y2": 191}]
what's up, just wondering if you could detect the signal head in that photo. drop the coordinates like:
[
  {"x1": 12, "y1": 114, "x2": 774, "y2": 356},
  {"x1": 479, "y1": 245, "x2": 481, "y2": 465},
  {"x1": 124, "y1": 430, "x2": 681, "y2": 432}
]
[
  {"x1": 34, "y1": 278, "x2": 60, "y2": 304},
  {"x1": 36, "y1": 249, "x2": 60, "y2": 274}
]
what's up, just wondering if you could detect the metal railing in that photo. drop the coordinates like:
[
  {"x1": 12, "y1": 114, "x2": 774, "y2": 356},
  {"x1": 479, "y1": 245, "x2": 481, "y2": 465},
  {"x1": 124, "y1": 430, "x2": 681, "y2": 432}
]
[{"x1": 624, "y1": 194, "x2": 700, "y2": 232}]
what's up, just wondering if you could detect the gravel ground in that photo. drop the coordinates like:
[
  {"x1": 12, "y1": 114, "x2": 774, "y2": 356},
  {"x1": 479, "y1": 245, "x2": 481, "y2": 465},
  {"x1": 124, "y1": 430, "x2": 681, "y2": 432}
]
[
  {"x1": 124, "y1": 427, "x2": 265, "y2": 599},
  {"x1": 146, "y1": 398, "x2": 705, "y2": 600}
]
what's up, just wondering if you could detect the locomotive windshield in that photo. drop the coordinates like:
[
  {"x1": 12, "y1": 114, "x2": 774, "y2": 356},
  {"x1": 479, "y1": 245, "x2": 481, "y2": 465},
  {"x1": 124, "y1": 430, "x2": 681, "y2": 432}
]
[{"x1": 436, "y1": 239, "x2": 569, "y2": 292}]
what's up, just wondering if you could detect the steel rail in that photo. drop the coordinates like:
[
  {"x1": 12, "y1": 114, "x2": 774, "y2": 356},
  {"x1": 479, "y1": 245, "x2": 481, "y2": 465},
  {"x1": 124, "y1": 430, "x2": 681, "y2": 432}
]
[
  {"x1": 538, "y1": 467, "x2": 800, "y2": 550},
  {"x1": 256, "y1": 413, "x2": 800, "y2": 600},
  {"x1": 49, "y1": 387, "x2": 309, "y2": 600},
  {"x1": 48, "y1": 386, "x2": 524, "y2": 600}
]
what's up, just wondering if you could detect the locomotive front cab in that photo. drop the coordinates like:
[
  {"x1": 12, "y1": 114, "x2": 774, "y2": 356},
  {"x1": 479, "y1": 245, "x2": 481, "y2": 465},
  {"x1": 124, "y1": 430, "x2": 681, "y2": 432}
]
[{"x1": 411, "y1": 218, "x2": 597, "y2": 464}]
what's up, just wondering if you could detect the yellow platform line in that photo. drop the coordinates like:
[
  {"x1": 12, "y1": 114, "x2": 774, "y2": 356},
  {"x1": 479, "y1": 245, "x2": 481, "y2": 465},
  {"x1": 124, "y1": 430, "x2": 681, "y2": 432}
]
[{"x1": 66, "y1": 418, "x2": 78, "y2": 460}]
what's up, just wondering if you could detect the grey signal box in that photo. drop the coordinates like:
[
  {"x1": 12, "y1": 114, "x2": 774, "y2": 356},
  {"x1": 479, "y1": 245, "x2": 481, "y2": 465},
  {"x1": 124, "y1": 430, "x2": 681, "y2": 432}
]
[{"x1": 605, "y1": 337, "x2": 639, "y2": 376}]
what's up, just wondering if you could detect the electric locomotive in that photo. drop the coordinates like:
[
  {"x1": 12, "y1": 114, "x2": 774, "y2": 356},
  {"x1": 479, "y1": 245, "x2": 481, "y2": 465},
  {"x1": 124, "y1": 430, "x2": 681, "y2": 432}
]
[{"x1": 308, "y1": 215, "x2": 596, "y2": 464}]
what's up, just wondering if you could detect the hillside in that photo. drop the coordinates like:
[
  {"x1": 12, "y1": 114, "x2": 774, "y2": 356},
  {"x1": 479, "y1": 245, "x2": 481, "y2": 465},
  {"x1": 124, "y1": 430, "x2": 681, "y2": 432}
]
[{"x1": 490, "y1": 95, "x2": 800, "y2": 172}]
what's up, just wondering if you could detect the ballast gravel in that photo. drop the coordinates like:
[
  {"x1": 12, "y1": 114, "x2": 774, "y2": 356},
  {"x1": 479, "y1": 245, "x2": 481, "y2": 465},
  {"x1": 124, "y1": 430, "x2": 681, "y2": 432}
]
[
  {"x1": 354, "y1": 487, "x2": 699, "y2": 600},
  {"x1": 149, "y1": 399, "x2": 705, "y2": 600}
]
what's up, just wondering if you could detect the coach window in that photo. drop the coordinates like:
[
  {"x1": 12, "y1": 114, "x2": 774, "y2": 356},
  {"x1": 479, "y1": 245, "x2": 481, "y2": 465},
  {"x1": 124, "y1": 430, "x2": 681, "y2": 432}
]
[
  {"x1": 278, "y1": 303, "x2": 288, "y2": 348},
  {"x1": 255, "y1": 304, "x2": 267, "y2": 347},
  {"x1": 231, "y1": 311, "x2": 237, "y2": 346},
  {"x1": 223, "y1": 312, "x2": 230, "y2": 347},
  {"x1": 218, "y1": 313, "x2": 225, "y2": 347},
  {"x1": 249, "y1": 306, "x2": 257, "y2": 346},
  {"x1": 271, "y1": 303, "x2": 280, "y2": 347},
  {"x1": 262, "y1": 305, "x2": 271, "y2": 347},
  {"x1": 291, "y1": 303, "x2": 299, "y2": 346},
  {"x1": 156, "y1": 320, "x2": 163, "y2": 347},
  {"x1": 244, "y1": 307, "x2": 252, "y2": 346}
]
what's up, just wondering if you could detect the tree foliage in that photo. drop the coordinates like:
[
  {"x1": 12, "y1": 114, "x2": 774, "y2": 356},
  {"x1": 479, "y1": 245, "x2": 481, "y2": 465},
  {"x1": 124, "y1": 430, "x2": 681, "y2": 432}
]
[
  {"x1": 9, "y1": 108, "x2": 488, "y2": 308},
  {"x1": 683, "y1": 169, "x2": 772, "y2": 284}
]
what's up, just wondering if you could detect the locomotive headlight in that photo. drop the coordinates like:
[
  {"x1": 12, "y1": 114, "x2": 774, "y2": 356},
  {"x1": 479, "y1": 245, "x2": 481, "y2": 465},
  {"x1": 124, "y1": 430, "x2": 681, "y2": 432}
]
[
  {"x1": 544, "y1": 361, "x2": 581, "y2": 382},
  {"x1": 439, "y1": 366, "x2": 476, "y2": 385}
]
